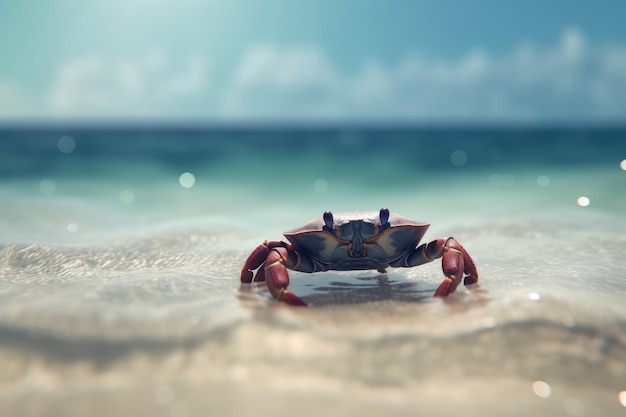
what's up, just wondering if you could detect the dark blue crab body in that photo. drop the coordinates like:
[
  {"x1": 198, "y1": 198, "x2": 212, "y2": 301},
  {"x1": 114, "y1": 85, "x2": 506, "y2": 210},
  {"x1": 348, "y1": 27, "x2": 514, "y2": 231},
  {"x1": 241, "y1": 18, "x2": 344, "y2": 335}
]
[
  {"x1": 283, "y1": 209, "x2": 429, "y2": 272},
  {"x1": 240, "y1": 208, "x2": 479, "y2": 306}
]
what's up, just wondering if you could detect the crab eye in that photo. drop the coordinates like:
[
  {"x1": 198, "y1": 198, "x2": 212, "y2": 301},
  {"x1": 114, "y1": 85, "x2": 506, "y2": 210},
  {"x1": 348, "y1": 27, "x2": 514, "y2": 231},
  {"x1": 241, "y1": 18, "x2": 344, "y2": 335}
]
[
  {"x1": 323, "y1": 211, "x2": 334, "y2": 231},
  {"x1": 379, "y1": 208, "x2": 390, "y2": 229}
]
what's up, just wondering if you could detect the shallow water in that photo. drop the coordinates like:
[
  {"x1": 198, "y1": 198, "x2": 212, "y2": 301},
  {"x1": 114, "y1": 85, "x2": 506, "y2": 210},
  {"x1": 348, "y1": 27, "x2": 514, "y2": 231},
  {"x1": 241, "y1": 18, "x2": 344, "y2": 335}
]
[{"x1": 1, "y1": 129, "x2": 626, "y2": 416}]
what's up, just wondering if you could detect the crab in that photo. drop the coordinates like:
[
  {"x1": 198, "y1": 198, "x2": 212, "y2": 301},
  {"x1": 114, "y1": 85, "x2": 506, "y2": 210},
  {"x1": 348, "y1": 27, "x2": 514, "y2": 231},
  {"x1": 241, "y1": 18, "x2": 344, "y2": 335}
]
[{"x1": 240, "y1": 208, "x2": 479, "y2": 306}]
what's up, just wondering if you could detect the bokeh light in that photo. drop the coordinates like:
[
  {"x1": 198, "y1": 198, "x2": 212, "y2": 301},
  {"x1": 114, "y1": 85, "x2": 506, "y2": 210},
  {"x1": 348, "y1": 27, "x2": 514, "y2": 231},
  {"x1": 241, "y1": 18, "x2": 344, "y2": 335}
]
[
  {"x1": 179, "y1": 172, "x2": 196, "y2": 188},
  {"x1": 313, "y1": 178, "x2": 328, "y2": 193},
  {"x1": 57, "y1": 136, "x2": 76, "y2": 154},
  {"x1": 489, "y1": 173, "x2": 516, "y2": 188},
  {"x1": 576, "y1": 196, "x2": 590, "y2": 207},
  {"x1": 450, "y1": 150, "x2": 467, "y2": 167},
  {"x1": 620, "y1": 160, "x2": 626, "y2": 171},
  {"x1": 532, "y1": 380, "x2": 552, "y2": 398},
  {"x1": 618, "y1": 391, "x2": 626, "y2": 407},
  {"x1": 537, "y1": 175, "x2": 550, "y2": 187},
  {"x1": 39, "y1": 179, "x2": 56, "y2": 194},
  {"x1": 67, "y1": 223, "x2": 79, "y2": 233},
  {"x1": 119, "y1": 190, "x2": 135, "y2": 205},
  {"x1": 528, "y1": 292, "x2": 541, "y2": 301}
]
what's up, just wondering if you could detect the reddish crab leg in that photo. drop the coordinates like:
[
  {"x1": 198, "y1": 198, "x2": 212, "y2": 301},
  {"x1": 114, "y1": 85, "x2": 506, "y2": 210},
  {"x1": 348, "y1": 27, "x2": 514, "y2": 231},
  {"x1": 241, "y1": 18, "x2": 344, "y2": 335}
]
[
  {"x1": 434, "y1": 238, "x2": 479, "y2": 297},
  {"x1": 264, "y1": 247, "x2": 307, "y2": 307},
  {"x1": 391, "y1": 237, "x2": 479, "y2": 297},
  {"x1": 240, "y1": 240, "x2": 288, "y2": 283},
  {"x1": 240, "y1": 240, "x2": 307, "y2": 306}
]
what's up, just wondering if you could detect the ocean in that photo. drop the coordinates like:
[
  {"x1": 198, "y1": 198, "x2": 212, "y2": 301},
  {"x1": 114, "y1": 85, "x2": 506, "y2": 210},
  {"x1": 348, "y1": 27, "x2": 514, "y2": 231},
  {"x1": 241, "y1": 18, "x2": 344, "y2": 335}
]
[{"x1": 1, "y1": 127, "x2": 626, "y2": 416}]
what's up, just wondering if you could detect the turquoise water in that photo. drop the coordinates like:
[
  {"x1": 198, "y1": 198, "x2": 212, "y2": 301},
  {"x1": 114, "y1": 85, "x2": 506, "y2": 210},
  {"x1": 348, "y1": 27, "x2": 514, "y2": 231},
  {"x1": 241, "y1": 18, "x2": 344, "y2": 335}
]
[{"x1": 1, "y1": 128, "x2": 626, "y2": 416}]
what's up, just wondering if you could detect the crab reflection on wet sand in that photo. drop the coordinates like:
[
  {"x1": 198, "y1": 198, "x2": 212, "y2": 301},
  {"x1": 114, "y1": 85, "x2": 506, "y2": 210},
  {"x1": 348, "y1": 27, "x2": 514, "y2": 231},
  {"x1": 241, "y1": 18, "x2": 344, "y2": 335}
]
[{"x1": 240, "y1": 208, "x2": 479, "y2": 306}]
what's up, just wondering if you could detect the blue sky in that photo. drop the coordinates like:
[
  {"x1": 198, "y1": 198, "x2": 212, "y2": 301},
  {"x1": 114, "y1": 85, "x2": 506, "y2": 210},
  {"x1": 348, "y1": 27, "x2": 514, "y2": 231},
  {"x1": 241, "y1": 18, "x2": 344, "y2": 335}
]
[{"x1": 1, "y1": 0, "x2": 625, "y2": 124}]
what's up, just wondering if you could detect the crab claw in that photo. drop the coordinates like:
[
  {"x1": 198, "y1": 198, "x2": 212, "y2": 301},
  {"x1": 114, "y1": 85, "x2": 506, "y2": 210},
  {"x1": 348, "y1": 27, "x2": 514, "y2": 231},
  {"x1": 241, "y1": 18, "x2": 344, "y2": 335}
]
[
  {"x1": 240, "y1": 243, "x2": 269, "y2": 283},
  {"x1": 434, "y1": 237, "x2": 479, "y2": 297},
  {"x1": 265, "y1": 247, "x2": 308, "y2": 307},
  {"x1": 241, "y1": 240, "x2": 292, "y2": 283}
]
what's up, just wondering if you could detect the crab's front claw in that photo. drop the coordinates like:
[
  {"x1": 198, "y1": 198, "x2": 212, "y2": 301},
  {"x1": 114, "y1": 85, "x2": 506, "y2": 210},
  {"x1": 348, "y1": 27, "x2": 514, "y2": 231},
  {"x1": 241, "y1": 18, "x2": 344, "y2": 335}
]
[
  {"x1": 240, "y1": 243, "x2": 269, "y2": 283},
  {"x1": 241, "y1": 240, "x2": 291, "y2": 283},
  {"x1": 434, "y1": 237, "x2": 479, "y2": 297},
  {"x1": 265, "y1": 247, "x2": 308, "y2": 307}
]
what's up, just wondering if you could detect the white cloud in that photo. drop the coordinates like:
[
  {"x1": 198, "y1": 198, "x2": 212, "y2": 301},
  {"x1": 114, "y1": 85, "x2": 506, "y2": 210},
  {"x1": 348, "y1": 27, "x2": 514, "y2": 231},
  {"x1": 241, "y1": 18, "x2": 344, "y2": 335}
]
[
  {"x1": 46, "y1": 54, "x2": 210, "y2": 119},
  {"x1": 559, "y1": 27, "x2": 586, "y2": 64},
  {"x1": 232, "y1": 45, "x2": 337, "y2": 91},
  {"x1": 5, "y1": 26, "x2": 626, "y2": 122},
  {"x1": 48, "y1": 58, "x2": 112, "y2": 114},
  {"x1": 117, "y1": 63, "x2": 144, "y2": 98},
  {"x1": 350, "y1": 60, "x2": 394, "y2": 110},
  {"x1": 222, "y1": 45, "x2": 344, "y2": 119},
  {"x1": 221, "y1": 27, "x2": 626, "y2": 122}
]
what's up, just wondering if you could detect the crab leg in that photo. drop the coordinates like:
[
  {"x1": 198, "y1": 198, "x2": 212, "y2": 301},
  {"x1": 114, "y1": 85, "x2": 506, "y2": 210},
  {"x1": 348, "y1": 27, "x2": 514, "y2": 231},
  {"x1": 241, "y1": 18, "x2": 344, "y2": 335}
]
[
  {"x1": 391, "y1": 237, "x2": 479, "y2": 297},
  {"x1": 240, "y1": 240, "x2": 291, "y2": 283},
  {"x1": 264, "y1": 247, "x2": 308, "y2": 306}
]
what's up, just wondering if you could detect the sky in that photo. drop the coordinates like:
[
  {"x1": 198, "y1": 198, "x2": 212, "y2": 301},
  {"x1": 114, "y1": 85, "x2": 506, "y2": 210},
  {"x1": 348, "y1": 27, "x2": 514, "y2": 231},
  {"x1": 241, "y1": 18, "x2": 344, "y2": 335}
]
[{"x1": 1, "y1": 0, "x2": 626, "y2": 124}]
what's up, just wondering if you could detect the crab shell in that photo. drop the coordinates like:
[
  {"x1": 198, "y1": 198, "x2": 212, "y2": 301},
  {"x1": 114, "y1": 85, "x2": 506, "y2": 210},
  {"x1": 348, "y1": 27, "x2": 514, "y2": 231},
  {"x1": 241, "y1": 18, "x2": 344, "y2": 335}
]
[{"x1": 283, "y1": 210, "x2": 430, "y2": 271}]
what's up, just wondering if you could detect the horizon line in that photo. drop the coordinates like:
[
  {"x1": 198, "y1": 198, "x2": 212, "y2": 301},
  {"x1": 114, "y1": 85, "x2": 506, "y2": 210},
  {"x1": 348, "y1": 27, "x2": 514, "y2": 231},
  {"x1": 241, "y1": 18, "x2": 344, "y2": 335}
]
[{"x1": 1, "y1": 118, "x2": 626, "y2": 131}]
